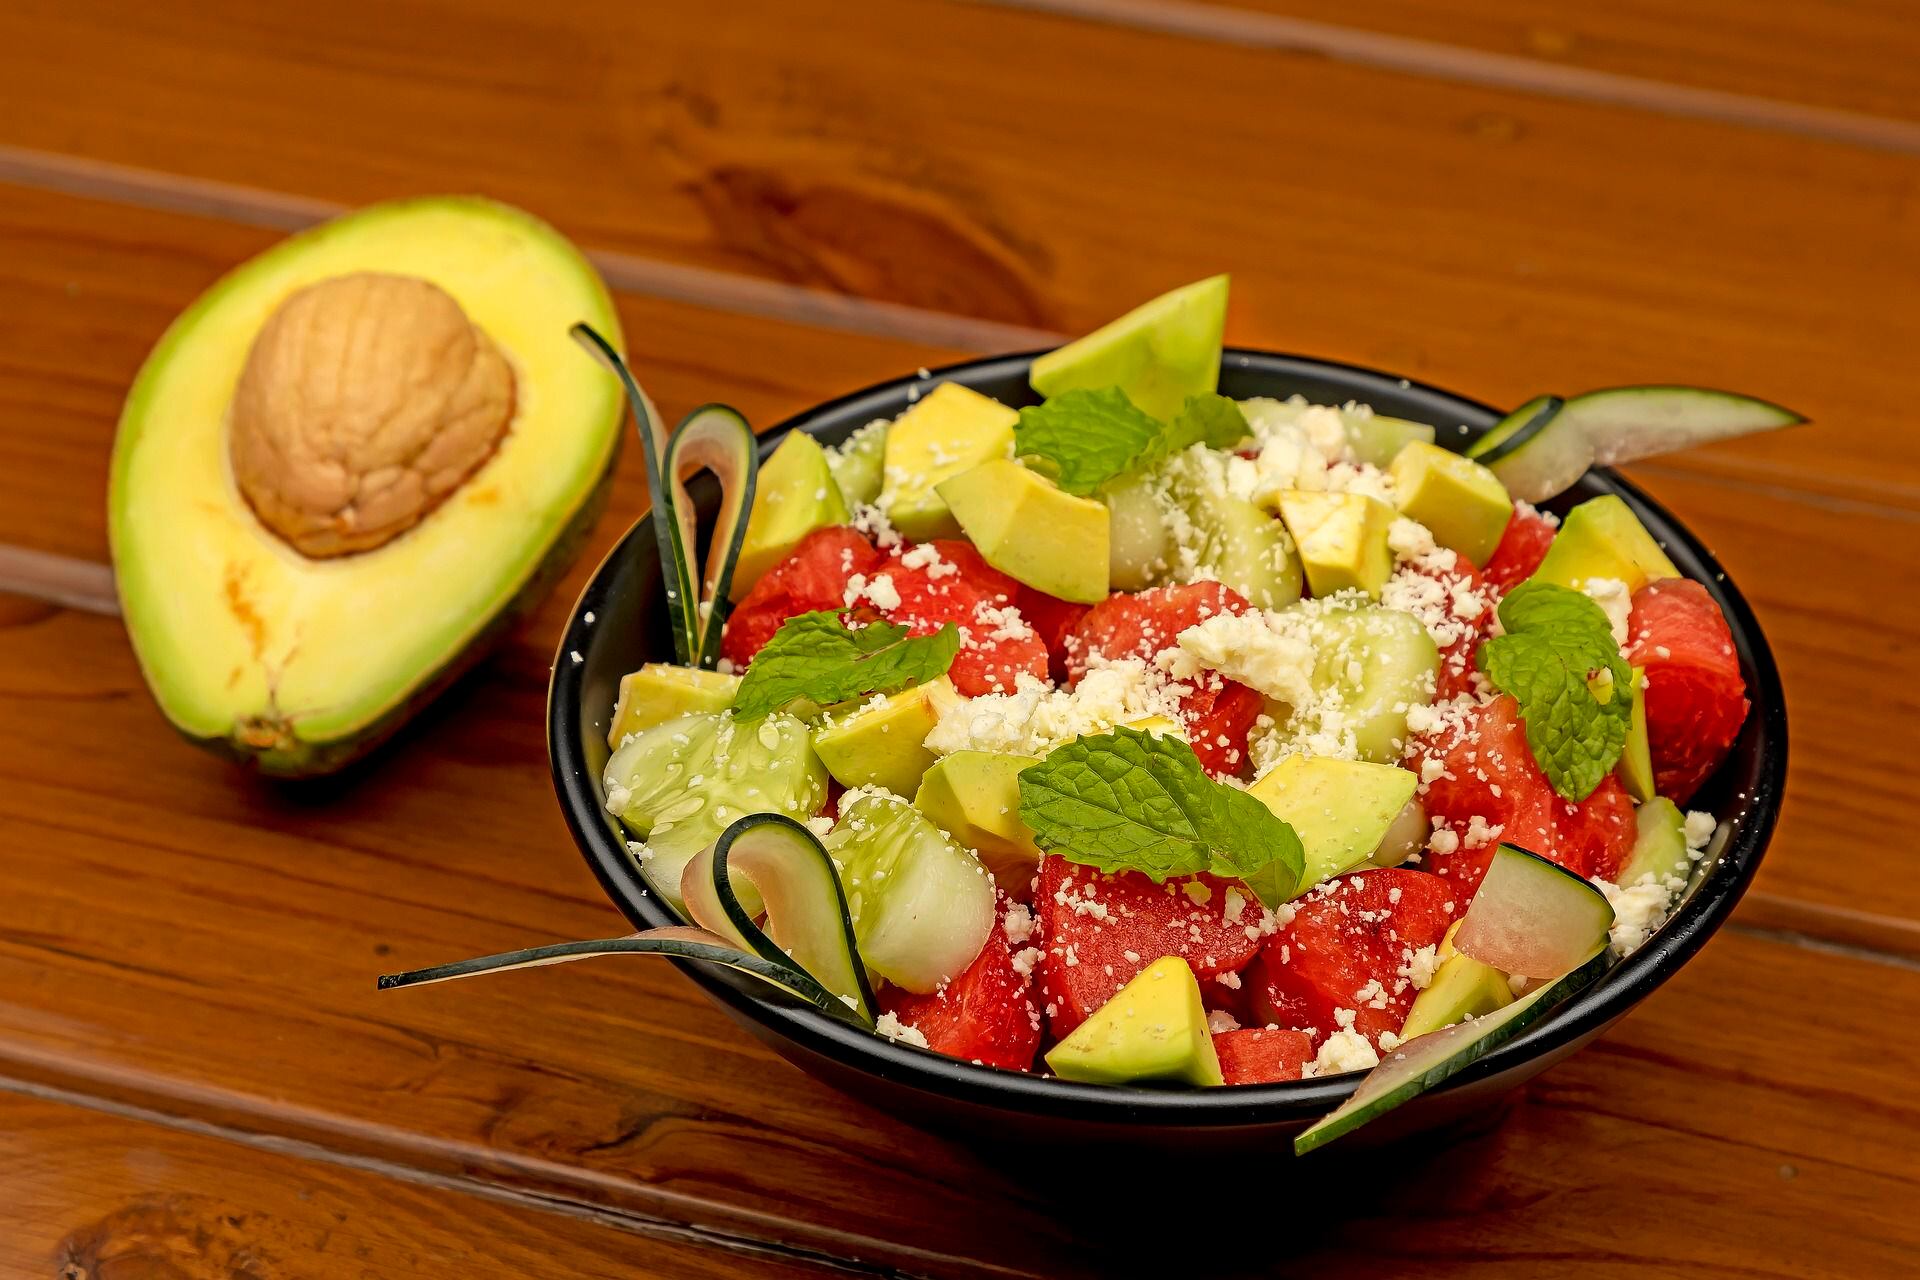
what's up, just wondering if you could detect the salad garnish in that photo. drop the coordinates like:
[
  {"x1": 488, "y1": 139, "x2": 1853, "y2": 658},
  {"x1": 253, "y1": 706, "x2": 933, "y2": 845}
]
[
  {"x1": 1013, "y1": 388, "x2": 1246, "y2": 495},
  {"x1": 731, "y1": 611, "x2": 961, "y2": 721},
  {"x1": 1477, "y1": 582, "x2": 1635, "y2": 801},
  {"x1": 1017, "y1": 724, "x2": 1304, "y2": 909}
]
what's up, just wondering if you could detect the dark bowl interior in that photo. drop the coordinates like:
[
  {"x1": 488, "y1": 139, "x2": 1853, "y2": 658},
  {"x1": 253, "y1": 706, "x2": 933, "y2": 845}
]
[{"x1": 548, "y1": 349, "x2": 1786, "y2": 1152}]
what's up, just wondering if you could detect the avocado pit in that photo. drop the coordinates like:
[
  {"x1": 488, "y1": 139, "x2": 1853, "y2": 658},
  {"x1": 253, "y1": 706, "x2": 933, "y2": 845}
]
[{"x1": 228, "y1": 271, "x2": 516, "y2": 558}]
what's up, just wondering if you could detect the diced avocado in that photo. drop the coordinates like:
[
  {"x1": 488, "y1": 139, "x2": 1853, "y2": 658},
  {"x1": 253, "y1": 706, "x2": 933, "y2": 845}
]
[
  {"x1": 1181, "y1": 489, "x2": 1305, "y2": 610},
  {"x1": 1345, "y1": 413, "x2": 1436, "y2": 469},
  {"x1": 826, "y1": 420, "x2": 887, "y2": 506},
  {"x1": 111, "y1": 197, "x2": 623, "y2": 776},
  {"x1": 1045, "y1": 956, "x2": 1225, "y2": 1087},
  {"x1": 1272, "y1": 491, "x2": 1396, "y2": 599},
  {"x1": 936, "y1": 459, "x2": 1110, "y2": 604},
  {"x1": 1618, "y1": 665, "x2": 1656, "y2": 801},
  {"x1": 1104, "y1": 473, "x2": 1175, "y2": 591},
  {"x1": 1530, "y1": 495, "x2": 1680, "y2": 594},
  {"x1": 608, "y1": 664, "x2": 740, "y2": 747},
  {"x1": 881, "y1": 383, "x2": 1017, "y2": 540},
  {"x1": 1399, "y1": 950, "x2": 1514, "y2": 1041},
  {"x1": 1248, "y1": 756, "x2": 1419, "y2": 893},
  {"x1": 811, "y1": 679, "x2": 957, "y2": 798},
  {"x1": 1617, "y1": 796, "x2": 1691, "y2": 887},
  {"x1": 1388, "y1": 441, "x2": 1514, "y2": 566},
  {"x1": 913, "y1": 750, "x2": 1043, "y2": 890},
  {"x1": 1370, "y1": 796, "x2": 1429, "y2": 868},
  {"x1": 731, "y1": 432, "x2": 851, "y2": 601},
  {"x1": 1029, "y1": 275, "x2": 1229, "y2": 422}
]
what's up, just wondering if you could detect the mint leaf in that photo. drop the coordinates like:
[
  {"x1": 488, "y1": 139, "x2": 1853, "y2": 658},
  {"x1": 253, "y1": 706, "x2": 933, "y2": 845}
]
[
  {"x1": 1476, "y1": 582, "x2": 1634, "y2": 802},
  {"x1": 732, "y1": 611, "x2": 959, "y2": 721},
  {"x1": 1168, "y1": 393, "x2": 1251, "y2": 451},
  {"x1": 1013, "y1": 388, "x2": 1165, "y2": 496},
  {"x1": 1017, "y1": 726, "x2": 1304, "y2": 908}
]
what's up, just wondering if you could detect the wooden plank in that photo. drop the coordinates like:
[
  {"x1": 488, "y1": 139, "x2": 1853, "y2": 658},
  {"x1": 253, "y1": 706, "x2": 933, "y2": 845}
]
[
  {"x1": 1078, "y1": 0, "x2": 1920, "y2": 126},
  {"x1": 0, "y1": 182, "x2": 1912, "y2": 932},
  {"x1": 0, "y1": 0, "x2": 1915, "y2": 507},
  {"x1": 0, "y1": 650, "x2": 1914, "y2": 1280},
  {"x1": 0, "y1": 1088, "x2": 843, "y2": 1280}
]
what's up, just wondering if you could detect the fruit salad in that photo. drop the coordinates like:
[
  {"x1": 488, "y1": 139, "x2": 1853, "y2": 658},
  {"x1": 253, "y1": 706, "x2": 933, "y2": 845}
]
[{"x1": 384, "y1": 279, "x2": 1797, "y2": 1152}]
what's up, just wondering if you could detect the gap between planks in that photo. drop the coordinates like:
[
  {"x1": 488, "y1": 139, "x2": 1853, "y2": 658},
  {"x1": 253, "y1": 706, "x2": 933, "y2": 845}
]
[
  {"x1": 0, "y1": 1063, "x2": 990, "y2": 1280},
  {"x1": 960, "y1": 0, "x2": 1920, "y2": 157}
]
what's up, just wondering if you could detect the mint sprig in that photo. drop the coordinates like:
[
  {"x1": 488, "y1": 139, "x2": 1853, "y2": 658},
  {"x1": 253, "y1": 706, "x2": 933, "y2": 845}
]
[
  {"x1": 1476, "y1": 582, "x2": 1634, "y2": 802},
  {"x1": 732, "y1": 611, "x2": 959, "y2": 721},
  {"x1": 1016, "y1": 725, "x2": 1303, "y2": 908},
  {"x1": 1014, "y1": 389, "x2": 1248, "y2": 496}
]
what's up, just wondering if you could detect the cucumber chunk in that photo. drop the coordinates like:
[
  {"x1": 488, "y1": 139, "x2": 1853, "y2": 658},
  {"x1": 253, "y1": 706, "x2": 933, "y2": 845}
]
[
  {"x1": 604, "y1": 711, "x2": 828, "y2": 912},
  {"x1": 1296, "y1": 603, "x2": 1439, "y2": 763},
  {"x1": 1294, "y1": 949, "x2": 1607, "y2": 1155},
  {"x1": 1103, "y1": 473, "x2": 1176, "y2": 591},
  {"x1": 825, "y1": 790, "x2": 996, "y2": 993},
  {"x1": 1454, "y1": 844, "x2": 1615, "y2": 979},
  {"x1": 826, "y1": 420, "x2": 888, "y2": 507}
]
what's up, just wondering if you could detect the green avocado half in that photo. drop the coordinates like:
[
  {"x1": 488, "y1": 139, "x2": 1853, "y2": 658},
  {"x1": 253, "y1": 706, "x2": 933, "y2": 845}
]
[{"x1": 109, "y1": 196, "x2": 624, "y2": 776}]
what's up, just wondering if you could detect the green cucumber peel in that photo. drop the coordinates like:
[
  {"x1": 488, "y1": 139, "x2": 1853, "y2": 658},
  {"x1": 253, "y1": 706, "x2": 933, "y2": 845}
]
[{"x1": 1468, "y1": 394, "x2": 1564, "y2": 466}]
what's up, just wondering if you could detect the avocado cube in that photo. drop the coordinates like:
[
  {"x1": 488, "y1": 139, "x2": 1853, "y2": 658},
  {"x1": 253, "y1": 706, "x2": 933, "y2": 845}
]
[
  {"x1": 1397, "y1": 951, "x2": 1515, "y2": 1041},
  {"x1": 1617, "y1": 666, "x2": 1656, "y2": 802},
  {"x1": 881, "y1": 383, "x2": 1018, "y2": 540},
  {"x1": 1388, "y1": 441, "x2": 1514, "y2": 566},
  {"x1": 1530, "y1": 495, "x2": 1680, "y2": 594},
  {"x1": 731, "y1": 432, "x2": 851, "y2": 600},
  {"x1": 1272, "y1": 490, "x2": 1396, "y2": 599},
  {"x1": 936, "y1": 459, "x2": 1110, "y2": 603},
  {"x1": 1045, "y1": 956, "x2": 1224, "y2": 1087},
  {"x1": 1247, "y1": 755, "x2": 1419, "y2": 894},
  {"x1": 608, "y1": 665, "x2": 741, "y2": 747},
  {"x1": 810, "y1": 680, "x2": 957, "y2": 798},
  {"x1": 1344, "y1": 412, "x2": 1436, "y2": 469},
  {"x1": 913, "y1": 750, "x2": 1043, "y2": 890}
]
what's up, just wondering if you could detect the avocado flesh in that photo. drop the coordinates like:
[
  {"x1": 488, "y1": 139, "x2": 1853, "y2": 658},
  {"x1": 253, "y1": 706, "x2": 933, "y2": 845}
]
[
  {"x1": 913, "y1": 750, "x2": 1043, "y2": 891},
  {"x1": 881, "y1": 382, "x2": 1017, "y2": 540},
  {"x1": 1529, "y1": 495, "x2": 1680, "y2": 595},
  {"x1": 1272, "y1": 491, "x2": 1396, "y2": 599},
  {"x1": 1618, "y1": 666, "x2": 1656, "y2": 801},
  {"x1": 1248, "y1": 755, "x2": 1419, "y2": 895},
  {"x1": 609, "y1": 665, "x2": 741, "y2": 748},
  {"x1": 937, "y1": 459, "x2": 1110, "y2": 603},
  {"x1": 1399, "y1": 952, "x2": 1515, "y2": 1041},
  {"x1": 1618, "y1": 796, "x2": 1690, "y2": 886},
  {"x1": 1389, "y1": 441, "x2": 1513, "y2": 566},
  {"x1": 811, "y1": 679, "x2": 955, "y2": 797},
  {"x1": 110, "y1": 197, "x2": 622, "y2": 776},
  {"x1": 732, "y1": 431, "x2": 850, "y2": 601},
  {"x1": 1046, "y1": 956, "x2": 1224, "y2": 1086}
]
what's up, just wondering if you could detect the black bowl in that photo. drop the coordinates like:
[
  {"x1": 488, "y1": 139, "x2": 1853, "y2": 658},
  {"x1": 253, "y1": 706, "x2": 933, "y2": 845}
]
[{"x1": 548, "y1": 350, "x2": 1785, "y2": 1153}]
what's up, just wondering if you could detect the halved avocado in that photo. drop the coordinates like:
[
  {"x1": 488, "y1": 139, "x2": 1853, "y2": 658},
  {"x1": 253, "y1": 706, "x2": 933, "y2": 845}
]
[{"x1": 110, "y1": 197, "x2": 623, "y2": 776}]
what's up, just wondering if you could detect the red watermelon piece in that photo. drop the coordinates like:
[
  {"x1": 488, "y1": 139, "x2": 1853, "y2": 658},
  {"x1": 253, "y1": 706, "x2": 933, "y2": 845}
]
[
  {"x1": 1035, "y1": 855, "x2": 1267, "y2": 1039},
  {"x1": 1067, "y1": 581, "x2": 1251, "y2": 678},
  {"x1": 1213, "y1": 1028, "x2": 1315, "y2": 1085},
  {"x1": 1408, "y1": 694, "x2": 1558, "y2": 895},
  {"x1": 722, "y1": 526, "x2": 881, "y2": 668},
  {"x1": 1551, "y1": 773, "x2": 1638, "y2": 881},
  {"x1": 1245, "y1": 868, "x2": 1454, "y2": 1048},
  {"x1": 872, "y1": 540, "x2": 1051, "y2": 696},
  {"x1": 1178, "y1": 672, "x2": 1265, "y2": 779},
  {"x1": 1625, "y1": 579, "x2": 1749, "y2": 804},
  {"x1": 1482, "y1": 507, "x2": 1558, "y2": 593},
  {"x1": 1015, "y1": 583, "x2": 1091, "y2": 684},
  {"x1": 877, "y1": 927, "x2": 1042, "y2": 1072}
]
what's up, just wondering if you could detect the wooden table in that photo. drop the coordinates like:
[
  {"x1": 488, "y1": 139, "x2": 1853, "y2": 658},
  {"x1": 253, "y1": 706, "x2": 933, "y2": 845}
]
[{"x1": 1, "y1": 2, "x2": 1915, "y2": 1275}]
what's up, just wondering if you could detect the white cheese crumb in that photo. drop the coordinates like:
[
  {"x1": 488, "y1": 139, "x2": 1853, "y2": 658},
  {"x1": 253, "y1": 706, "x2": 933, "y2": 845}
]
[{"x1": 874, "y1": 1011, "x2": 930, "y2": 1049}]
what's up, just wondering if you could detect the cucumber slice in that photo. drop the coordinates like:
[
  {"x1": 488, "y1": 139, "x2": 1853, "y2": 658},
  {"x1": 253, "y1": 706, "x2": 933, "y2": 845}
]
[
  {"x1": 826, "y1": 420, "x2": 888, "y2": 507},
  {"x1": 1616, "y1": 796, "x2": 1690, "y2": 888},
  {"x1": 1474, "y1": 387, "x2": 1803, "y2": 504},
  {"x1": 604, "y1": 711, "x2": 828, "y2": 912},
  {"x1": 377, "y1": 924, "x2": 870, "y2": 1028},
  {"x1": 824, "y1": 790, "x2": 996, "y2": 994},
  {"x1": 681, "y1": 812, "x2": 877, "y2": 1020},
  {"x1": 1369, "y1": 796, "x2": 1429, "y2": 868},
  {"x1": 573, "y1": 323, "x2": 696, "y2": 663},
  {"x1": 1302, "y1": 604, "x2": 1438, "y2": 763},
  {"x1": 1103, "y1": 473, "x2": 1175, "y2": 591},
  {"x1": 1188, "y1": 491, "x2": 1305, "y2": 610},
  {"x1": 1293, "y1": 948, "x2": 1608, "y2": 1155},
  {"x1": 1344, "y1": 412, "x2": 1436, "y2": 470},
  {"x1": 666, "y1": 404, "x2": 759, "y2": 669},
  {"x1": 1454, "y1": 844, "x2": 1615, "y2": 979}
]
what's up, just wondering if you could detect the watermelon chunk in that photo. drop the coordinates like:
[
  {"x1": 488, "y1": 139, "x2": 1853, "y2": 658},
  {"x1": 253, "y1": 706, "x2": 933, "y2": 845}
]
[
  {"x1": 722, "y1": 526, "x2": 881, "y2": 668},
  {"x1": 1213, "y1": 1027, "x2": 1315, "y2": 1085},
  {"x1": 1035, "y1": 855, "x2": 1267, "y2": 1038},
  {"x1": 1245, "y1": 868, "x2": 1455, "y2": 1048},
  {"x1": 1015, "y1": 583, "x2": 1091, "y2": 684},
  {"x1": 1408, "y1": 694, "x2": 1559, "y2": 895},
  {"x1": 1482, "y1": 507, "x2": 1557, "y2": 594},
  {"x1": 877, "y1": 927, "x2": 1042, "y2": 1072},
  {"x1": 1067, "y1": 581, "x2": 1251, "y2": 678},
  {"x1": 1550, "y1": 773, "x2": 1638, "y2": 880},
  {"x1": 1625, "y1": 579, "x2": 1749, "y2": 803},
  {"x1": 1178, "y1": 672, "x2": 1265, "y2": 779},
  {"x1": 874, "y1": 540, "x2": 1051, "y2": 697}
]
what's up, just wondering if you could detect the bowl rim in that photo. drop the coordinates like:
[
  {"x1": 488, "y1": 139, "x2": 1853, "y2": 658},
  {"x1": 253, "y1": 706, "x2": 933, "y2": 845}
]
[{"x1": 548, "y1": 347, "x2": 1786, "y2": 1126}]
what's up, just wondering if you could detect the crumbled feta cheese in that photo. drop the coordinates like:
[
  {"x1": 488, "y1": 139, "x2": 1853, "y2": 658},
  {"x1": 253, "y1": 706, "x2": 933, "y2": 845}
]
[
  {"x1": 1207, "y1": 1009, "x2": 1242, "y2": 1034},
  {"x1": 1167, "y1": 610, "x2": 1316, "y2": 707},
  {"x1": 874, "y1": 1011, "x2": 930, "y2": 1049},
  {"x1": 1684, "y1": 810, "x2": 1718, "y2": 854},
  {"x1": 1398, "y1": 943, "x2": 1441, "y2": 990},
  {"x1": 1595, "y1": 873, "x2": 1681, "y2": 956},
  {"x1": 1578, "y1": 577, "x2": 1633, "y2": 649},
  {"x1": 924, "y1": 658, "x2": 1185, "y2": 756},
  {"x1": 1301, "y1": 1009, "x2": 1380, "y2": 1077}
]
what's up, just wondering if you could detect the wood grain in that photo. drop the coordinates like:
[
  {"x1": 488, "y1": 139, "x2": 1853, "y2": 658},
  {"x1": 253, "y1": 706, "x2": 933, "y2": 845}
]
[
  {"x1": 0, "y1": 0, "x2": 1914, "y2": 509},
  {"x1": 0, "y1": 1088, "x2": 843, "y2": 1280},
  {"x1": 1055, "y1": 0, "x2": 1920, "y2": 126}
]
